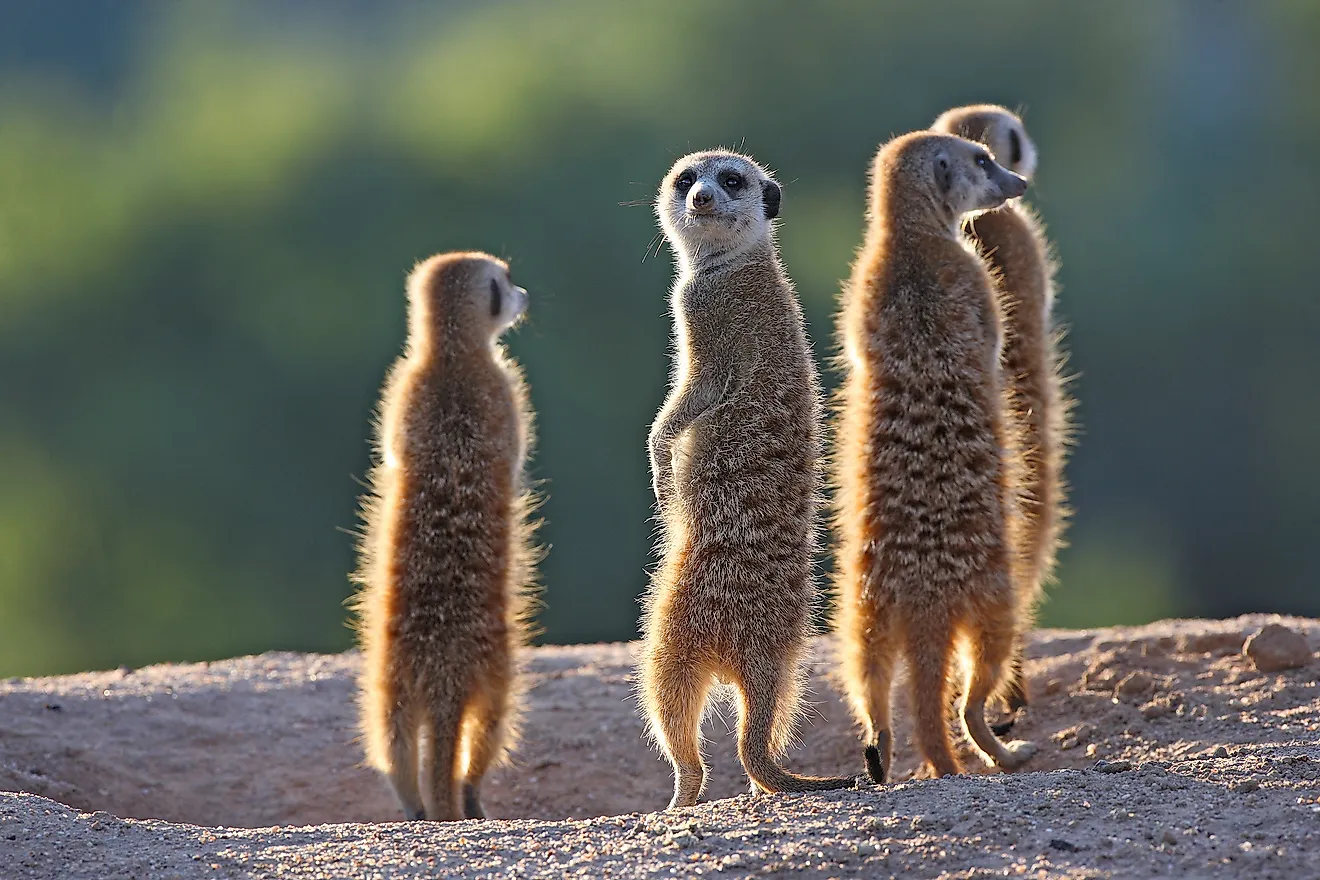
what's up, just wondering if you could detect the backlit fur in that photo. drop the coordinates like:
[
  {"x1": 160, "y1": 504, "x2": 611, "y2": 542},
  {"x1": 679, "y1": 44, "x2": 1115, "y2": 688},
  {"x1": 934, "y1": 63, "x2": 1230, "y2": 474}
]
[
  {"x1": 640, "y1": 150, "x2": 854, "y2": 809},
  {"x1": 832, "y1": 132, "x2": 1037, "y2": 781},
  {"x1": 352, "y1": 252, "x2": 539, "y2": 821}
]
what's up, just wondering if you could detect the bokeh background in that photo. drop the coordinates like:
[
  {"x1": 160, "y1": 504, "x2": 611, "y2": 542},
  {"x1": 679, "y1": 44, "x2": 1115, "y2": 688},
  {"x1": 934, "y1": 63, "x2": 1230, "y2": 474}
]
[{"x1": 3, "y1": 1, "x2": 1318, "y2": 677}]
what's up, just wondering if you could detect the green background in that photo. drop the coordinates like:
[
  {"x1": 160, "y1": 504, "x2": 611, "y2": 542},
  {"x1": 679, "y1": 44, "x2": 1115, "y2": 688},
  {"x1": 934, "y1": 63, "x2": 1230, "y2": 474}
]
[{"x1": 2, "y1": 1, "x2": 1318, "y2": 676}]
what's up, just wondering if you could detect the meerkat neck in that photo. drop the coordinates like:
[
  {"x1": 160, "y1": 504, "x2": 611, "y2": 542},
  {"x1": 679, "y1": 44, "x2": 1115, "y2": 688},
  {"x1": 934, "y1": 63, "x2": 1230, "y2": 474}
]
[
  {"x1": 878, "y1": 184, "x2": 960, "y2": 242},
  {"x1": 678, "y1": 233, "x2": 773, "y2": 279}
]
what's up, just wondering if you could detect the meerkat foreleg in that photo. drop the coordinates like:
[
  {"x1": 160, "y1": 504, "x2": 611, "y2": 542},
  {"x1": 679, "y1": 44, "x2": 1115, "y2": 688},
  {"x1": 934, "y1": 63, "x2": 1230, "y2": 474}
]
[
  {"x1": 648, "y1": 371, "x2": 733, "y2": 507},
  {"x1": 959, "y1": 610, "x2": 1038, "y2": 771}
]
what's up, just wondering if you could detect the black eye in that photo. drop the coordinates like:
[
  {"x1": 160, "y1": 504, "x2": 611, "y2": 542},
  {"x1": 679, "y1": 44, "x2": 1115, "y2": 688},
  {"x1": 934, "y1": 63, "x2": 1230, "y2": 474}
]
[
  {"x1": 722, "y1": 173, "x2": 744, "y2": 191},
  {"x1": 975, "y1": 153, "x2": 991, "y2": 169},
  {"x1": 674, "y1": 171, "x2": 695, "y2": 193},
  {"x1": 489, "y1": 278, "x2": 501, "y2": 317}
]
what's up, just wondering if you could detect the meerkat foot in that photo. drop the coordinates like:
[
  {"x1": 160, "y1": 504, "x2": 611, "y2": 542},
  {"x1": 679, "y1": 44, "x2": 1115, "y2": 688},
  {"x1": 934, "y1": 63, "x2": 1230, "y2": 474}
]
[
  {"x1": 462, "y1": 782, "x2": 486, "y2": 820},
  {"x1": 405, "y1": 807, "x2": 426, "y2": 821}
]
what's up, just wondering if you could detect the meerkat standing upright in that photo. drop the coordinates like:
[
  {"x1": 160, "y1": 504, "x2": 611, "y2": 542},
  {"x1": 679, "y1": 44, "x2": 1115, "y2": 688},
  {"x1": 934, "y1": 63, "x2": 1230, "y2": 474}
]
[
  {"x1": 933, "y1": 105, "x2": 1070, "y2": 724},
  {"x1": 833, "y1": 131, "x2": 1037, "y2": 782},
  {"x1": 352, "y1": 252, "x2": 538, "y2": 821},
  {"x1": 640, "y1": 149, "x2": 855, "y2": 809}
]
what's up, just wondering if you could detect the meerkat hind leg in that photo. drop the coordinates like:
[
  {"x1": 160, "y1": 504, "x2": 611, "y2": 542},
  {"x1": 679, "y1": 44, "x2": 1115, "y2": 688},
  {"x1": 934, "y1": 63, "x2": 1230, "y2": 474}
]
[
  {"x1": 990, "y1": 644, "x2": 1030, "y2": 737},
  {"x1": 646, "y1": 655, "x2": 714, "y2": 810},
  {"x1": 855, "y1": 614, "x2": 900, "y2": 784},
  {"x1": 961, "y1": 621, "x2": 1037, "y2": 771}
]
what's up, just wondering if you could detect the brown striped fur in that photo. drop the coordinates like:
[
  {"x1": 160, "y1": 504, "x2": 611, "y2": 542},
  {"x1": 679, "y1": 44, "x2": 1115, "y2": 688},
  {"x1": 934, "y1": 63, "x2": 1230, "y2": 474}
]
[
  {"x1": 833, "y1": 132, "x2": 1037, "y2": 782},
  {"x1": 352, "y1": 252, "x2": 539, "y2": 821},
  {"x1": 641, "y1": 150, "x2": 854, "y2": 809},
  {"x1": 933, "y1": 105, "x2": 1073, "y2": 719}
]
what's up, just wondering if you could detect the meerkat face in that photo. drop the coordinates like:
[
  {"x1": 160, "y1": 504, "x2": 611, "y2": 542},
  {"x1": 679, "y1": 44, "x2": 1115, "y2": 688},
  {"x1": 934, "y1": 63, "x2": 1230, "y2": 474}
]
[
  {"x1": 927, "y1": 134, "x2": 1028, "y2": 220},
  {"x1": 478, "y1": 260, "x2": 528, "y2": 338},
  {"x1": 657, "y1": 150, "x2": 781, "y2": 261},
  {"x1": 933, "y1": 105, "x2": 1038, "y2": 181}
]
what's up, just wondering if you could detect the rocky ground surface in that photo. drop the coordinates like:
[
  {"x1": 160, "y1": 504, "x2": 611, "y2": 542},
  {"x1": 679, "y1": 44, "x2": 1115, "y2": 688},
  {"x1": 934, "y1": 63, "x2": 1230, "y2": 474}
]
[{"x1": 1, "y1": 614, "x2": 1317, "y2": 879}]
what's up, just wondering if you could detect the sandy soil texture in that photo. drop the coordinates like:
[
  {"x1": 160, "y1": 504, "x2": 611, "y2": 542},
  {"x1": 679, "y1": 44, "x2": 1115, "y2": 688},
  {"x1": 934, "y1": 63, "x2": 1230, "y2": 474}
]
[{"x1": 1, "y1": 615, "x2": 1317, "y2": 878}]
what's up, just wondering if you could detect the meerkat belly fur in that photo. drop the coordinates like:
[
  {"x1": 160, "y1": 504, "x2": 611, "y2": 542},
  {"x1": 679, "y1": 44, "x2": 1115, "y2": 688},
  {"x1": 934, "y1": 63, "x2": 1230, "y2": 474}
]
[
  {"x1": 934, "y1": 106, "x2": 1072, "y2": 726},
  {"x1": 641, "y1": 149, "x2": 854, "y2": 809},
  {"x1": 352, "y1": 252, "x2": 538, "y2": 822},
  {"x1": 833, "y1": 131, "x2": 1037, "y2": 782}
]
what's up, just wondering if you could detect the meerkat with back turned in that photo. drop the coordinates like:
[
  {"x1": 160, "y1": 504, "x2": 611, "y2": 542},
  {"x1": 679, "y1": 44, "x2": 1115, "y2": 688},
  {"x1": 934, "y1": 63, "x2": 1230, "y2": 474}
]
[
  {"x1": 933, "y1": 105, "x2": 1071, "y2": 725},
  {"x1": 352, "y1": 251, "x2": 537, "y2": 821},
  {"x1": 640, "y1": 149, "x2": 854, "y2": 809},
  {"x1": 833, "y1": 131, "x2": 1037, "y2": 782}
]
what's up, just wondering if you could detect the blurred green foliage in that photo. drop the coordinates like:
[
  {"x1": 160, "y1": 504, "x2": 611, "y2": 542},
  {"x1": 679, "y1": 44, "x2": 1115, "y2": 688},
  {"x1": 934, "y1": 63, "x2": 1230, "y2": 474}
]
[{"x1": 2, "y1": 1, "x2": 1318, "y2": 676}]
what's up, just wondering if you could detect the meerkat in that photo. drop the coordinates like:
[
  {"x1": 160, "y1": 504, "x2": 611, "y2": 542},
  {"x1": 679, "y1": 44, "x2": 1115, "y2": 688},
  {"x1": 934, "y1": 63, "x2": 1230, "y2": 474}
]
[
  {"x1": 639, "y1": 149, "x2": 855, "y2": 810},
  {"x1": 833, "y1": 131, "x2": 1038, "y2": 783},
  {"x1": 352, "y1": 251, "x2": 538, "y2": 822},
  {"x1": 933, "y1": 105, "x2": 1070, "y2": 726}
]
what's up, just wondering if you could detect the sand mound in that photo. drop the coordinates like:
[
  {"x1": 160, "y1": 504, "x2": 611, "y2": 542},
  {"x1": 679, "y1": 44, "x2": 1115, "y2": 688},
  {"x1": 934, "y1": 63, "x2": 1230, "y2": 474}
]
[{"x1": 1, "y1": 615, "x2": 1317, "y2": 878}]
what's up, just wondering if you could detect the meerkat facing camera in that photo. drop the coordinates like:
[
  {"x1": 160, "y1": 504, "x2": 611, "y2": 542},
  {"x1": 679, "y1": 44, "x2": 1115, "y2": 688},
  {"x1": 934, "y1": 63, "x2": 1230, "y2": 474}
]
[
  {"x1": 833, "y1": 131, "x2": 1037, "y2": 782},
  {"x1": 933, "y1": 105, "x2": 1072, "y2": 726},
  {"x1": 352, "y1": 252, "x2": 538, "y2": 822},
  {"x1": 640, "y1": 149, "x2": 855, "y2": 809}
]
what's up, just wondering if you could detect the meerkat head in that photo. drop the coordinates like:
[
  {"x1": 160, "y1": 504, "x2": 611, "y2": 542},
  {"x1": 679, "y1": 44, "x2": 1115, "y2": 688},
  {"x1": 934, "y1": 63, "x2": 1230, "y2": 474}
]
[
  {"x1": 406, "y1": 252, "x2": 528, "y2": 351},
  {"x1": 932, "y1": 104, "x2": 1038, "y2": 181},
  {"x1": 656, "y1": 149, "x2": 782, "y2": 271},
  {"x1": 877, "y1": 132, "x2": 1028, "y2": 231}
]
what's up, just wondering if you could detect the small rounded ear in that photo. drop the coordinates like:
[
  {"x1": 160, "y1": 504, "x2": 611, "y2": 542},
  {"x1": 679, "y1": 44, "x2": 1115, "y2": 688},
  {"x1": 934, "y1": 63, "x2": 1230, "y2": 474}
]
[
  {"x1": 762, "y1": 180, "x2": 782, "y2": 219},
  {"x1": 935, "y1": 154, "x2": 953, "y2": 194},
  {"x1": 1009, "y1": 128, "x2": 1023, "y2": 166}
]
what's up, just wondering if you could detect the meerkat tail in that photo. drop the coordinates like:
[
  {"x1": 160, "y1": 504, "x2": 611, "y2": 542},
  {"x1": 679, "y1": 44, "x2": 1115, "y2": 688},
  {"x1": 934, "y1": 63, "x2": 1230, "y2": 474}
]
[
  {"x1": 417, "y1": 687, "x2": 468, "y2": 822},
  {"x1": 903, "y1": 610, "x2": 962, "y2": 778},
  {"x1": 734, "y1": 667, "x2": 855, "y2": 795}
]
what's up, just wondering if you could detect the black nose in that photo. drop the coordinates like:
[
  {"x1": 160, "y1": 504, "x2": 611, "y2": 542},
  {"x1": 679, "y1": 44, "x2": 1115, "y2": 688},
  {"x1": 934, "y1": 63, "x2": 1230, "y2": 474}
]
[{"x1": 691, "y1": 189, "x2": 713, "y2": 207}]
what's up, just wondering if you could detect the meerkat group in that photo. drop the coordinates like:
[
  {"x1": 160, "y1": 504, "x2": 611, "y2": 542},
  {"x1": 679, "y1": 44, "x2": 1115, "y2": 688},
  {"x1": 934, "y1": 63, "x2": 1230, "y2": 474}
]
[{"x1": 351, "y1": 103, "x2": 1070, "y2": 820}]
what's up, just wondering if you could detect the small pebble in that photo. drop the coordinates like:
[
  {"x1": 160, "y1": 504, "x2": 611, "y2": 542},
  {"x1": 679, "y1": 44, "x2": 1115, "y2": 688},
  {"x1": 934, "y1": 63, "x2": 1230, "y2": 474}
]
[
  {"x1": 1211, "y1": 746, "x2": 1229, "y2": 759},
  {"x1": 1094, "y1": 759, "x2": 1132, "y2": 774},
  {"x1": 1243, "y1": 624, "x2": 1313, "y2": 673},
  {"x1": 1162, "y1": 830, "x2": 1179, "y2": 846},
  {"x1": 1048, "y1": 838, "x2": 1080, "y2": 852},
  {"x1": 1230, "y1": 779, "x2": 1260, "y2": 793},
  {"x1": 1114, "y1": 671, "x2": 1155, "y2": 701}
]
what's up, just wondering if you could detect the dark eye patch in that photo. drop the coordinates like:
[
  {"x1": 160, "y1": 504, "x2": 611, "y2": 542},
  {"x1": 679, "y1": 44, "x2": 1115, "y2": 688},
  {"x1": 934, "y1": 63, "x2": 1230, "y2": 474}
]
[
  {"x1": 674, "y1": 171, "x2": 696, "y2": 192},
  {"x1": 721, "y1": 172, "x2": 744, "y2": 193},
  {"x1": 489, "y1": 278, "x2": 501, "y2": 317}
]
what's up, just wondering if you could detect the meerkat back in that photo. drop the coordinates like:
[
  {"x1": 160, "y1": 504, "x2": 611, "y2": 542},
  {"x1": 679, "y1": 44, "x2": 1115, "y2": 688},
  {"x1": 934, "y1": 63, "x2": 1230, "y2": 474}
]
[
  {"x1": 933, "y1": 105, "x2": 1073, "y2": 725},
  {"x1": 351, "y1": 251, "x2": 538, "y2": 822},
  {"x1": 833, "y1": 131, "x2": 1037, "y2": 782}
]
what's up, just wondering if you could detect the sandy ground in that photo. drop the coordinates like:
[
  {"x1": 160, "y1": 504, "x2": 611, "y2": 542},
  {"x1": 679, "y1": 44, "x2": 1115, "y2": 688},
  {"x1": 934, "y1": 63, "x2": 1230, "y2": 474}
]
[{"x1": 1, "y1": 614, "x2": 1317, "y2": 878}]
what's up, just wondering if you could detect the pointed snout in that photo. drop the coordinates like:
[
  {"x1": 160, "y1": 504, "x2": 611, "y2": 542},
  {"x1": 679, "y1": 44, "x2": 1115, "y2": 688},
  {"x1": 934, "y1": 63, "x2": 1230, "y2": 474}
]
[
  {"x1": 688, "y1": 182, "x2": 716, "y2": 214},
  {"x1": 997, "y1": 166, "x2": 1029, "y2": 200}
]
